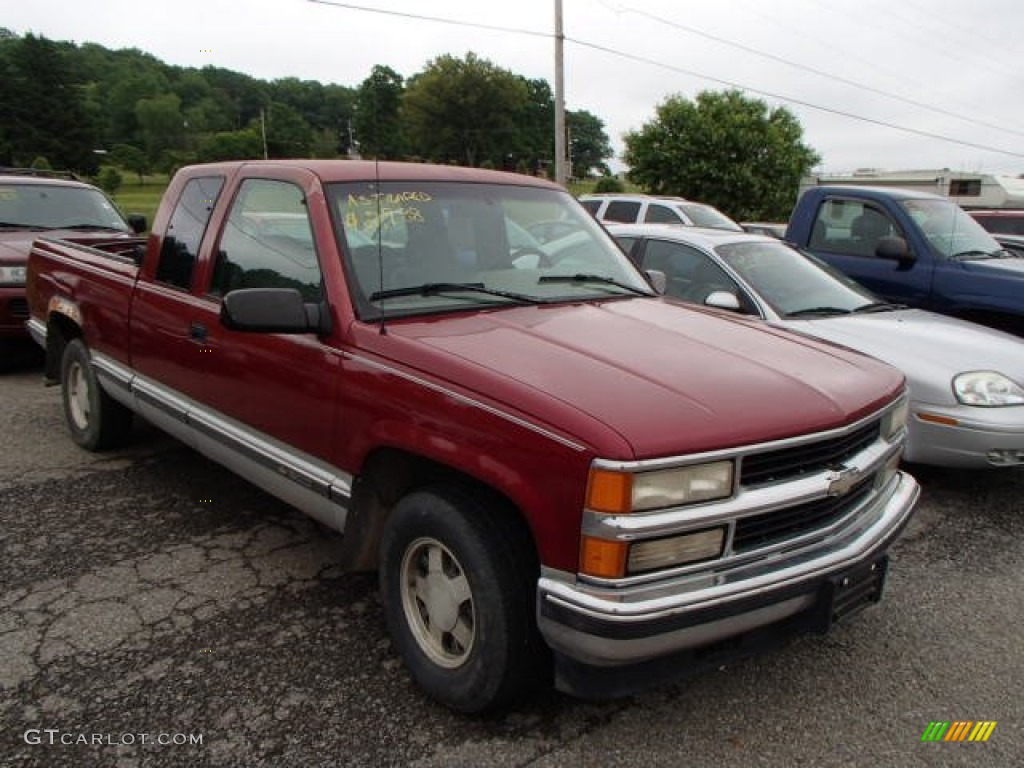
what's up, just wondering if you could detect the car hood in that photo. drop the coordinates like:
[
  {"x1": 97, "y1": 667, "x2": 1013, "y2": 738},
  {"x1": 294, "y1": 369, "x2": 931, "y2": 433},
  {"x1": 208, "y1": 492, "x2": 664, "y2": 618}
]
[
  {"x1": 0, "y1": 229, "x2": 133, "y2": 265},
  {"x1": 790, "y1": 308, "x2": 1024, "y2": 405},
  {"x1": 377, "y1": 299, "x2": 903, "y2": 460}
]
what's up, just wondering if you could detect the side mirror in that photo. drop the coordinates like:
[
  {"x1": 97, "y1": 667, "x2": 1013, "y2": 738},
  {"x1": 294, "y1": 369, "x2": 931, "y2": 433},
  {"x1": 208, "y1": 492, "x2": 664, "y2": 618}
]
[
  {"x1": 127, "y1": 213, "x2": 147, "y2": 234},
  {"x1": 876, "y1": 236, "x2": 915, "y2": 267},
  {"x1": 220, "y1": 288, "x2": 332, "y2": 335},
  {"x1": 644, "y1": 268, "x2": 667, "y2": 295},
  {"x1": 705, "y1": 291, "x2": 742, "y2": 312}
]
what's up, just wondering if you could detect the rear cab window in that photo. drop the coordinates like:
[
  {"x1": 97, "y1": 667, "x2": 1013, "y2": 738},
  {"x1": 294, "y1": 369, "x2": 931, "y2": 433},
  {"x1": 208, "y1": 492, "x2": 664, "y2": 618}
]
[{"x1": 156, "y1": 176, "x2": 224, "y2": 290}]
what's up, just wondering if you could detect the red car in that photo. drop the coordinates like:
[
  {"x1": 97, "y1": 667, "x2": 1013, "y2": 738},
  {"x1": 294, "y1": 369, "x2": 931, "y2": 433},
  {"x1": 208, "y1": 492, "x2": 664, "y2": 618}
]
[{"x1": 1, "y1": 170, "x2": 142, "y2": 365}]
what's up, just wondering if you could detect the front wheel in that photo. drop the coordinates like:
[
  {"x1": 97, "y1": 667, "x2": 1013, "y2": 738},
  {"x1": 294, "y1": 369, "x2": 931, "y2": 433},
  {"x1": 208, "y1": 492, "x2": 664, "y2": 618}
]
[
  {"x1": 60, "y1": 338, "x2": 133, "y2": 451},
  {"x1": 379, "y1": 484, "x2": 545, "y2": 712}
]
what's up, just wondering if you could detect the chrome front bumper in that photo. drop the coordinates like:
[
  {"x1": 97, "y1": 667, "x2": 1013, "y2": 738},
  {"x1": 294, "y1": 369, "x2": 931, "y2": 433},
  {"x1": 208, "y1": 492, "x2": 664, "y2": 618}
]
[{"x1": 538, "y1": 470, "x2": 919, "y2": 668}]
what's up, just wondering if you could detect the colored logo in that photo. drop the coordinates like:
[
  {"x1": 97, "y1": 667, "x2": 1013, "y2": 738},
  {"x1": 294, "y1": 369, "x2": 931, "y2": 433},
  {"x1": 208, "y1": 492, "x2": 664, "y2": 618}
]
[{"x1": 921, "y1": 721, "x2": 997, "y2": 742}]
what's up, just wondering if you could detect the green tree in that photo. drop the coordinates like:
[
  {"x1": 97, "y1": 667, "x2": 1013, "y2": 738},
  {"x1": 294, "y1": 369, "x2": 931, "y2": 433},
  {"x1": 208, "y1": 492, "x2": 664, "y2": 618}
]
[
  {"x1": 3, "y1": 34, "x2": 99, "y2": 172},
  {"x1": 110, "y1": 143, "x2": 150, "y2": 183},
  {"x1": 96, "y1": 165, "x2": 123, "y2": 195},
  {"x1": 567, "y1": 109, "x2": 613, "y2": 179},
  {"x1": 135, "y1": 92, "x2": 185, "y2": 163},
  {"x1": 261, "y1": 102, "x2": 313, "y2": 158},
  {"x1": 402, "y1": 53, "x2": 528, "y2": 167},
  {"x1": 354, "y1": 65, "x2": 406, "y2": 159},
  {"x1": 623, "y1": 89, "x2": 820, "y2": 221},
  {"x1": 197, "y1": 129, "x2": 262, "y2": 162}
]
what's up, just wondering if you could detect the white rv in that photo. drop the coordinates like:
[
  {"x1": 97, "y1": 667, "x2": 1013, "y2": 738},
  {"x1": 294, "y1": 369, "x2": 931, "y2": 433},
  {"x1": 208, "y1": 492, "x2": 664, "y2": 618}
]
[{"x1": 799, "y1": 169, "x2": 1024, "y2": 210}]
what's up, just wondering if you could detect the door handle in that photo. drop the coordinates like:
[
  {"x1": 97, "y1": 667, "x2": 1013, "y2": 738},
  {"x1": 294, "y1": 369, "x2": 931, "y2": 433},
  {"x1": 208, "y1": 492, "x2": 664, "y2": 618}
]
[{"x1": 189, "y1": 322, "x2": 207, "y2": 342}]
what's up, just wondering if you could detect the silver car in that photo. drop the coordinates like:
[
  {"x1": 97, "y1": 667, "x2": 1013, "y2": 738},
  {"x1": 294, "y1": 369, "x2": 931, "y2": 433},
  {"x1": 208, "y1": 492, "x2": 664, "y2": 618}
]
[{"x1": 609, "y1": 223, "x2": 1024, "y2": 469}]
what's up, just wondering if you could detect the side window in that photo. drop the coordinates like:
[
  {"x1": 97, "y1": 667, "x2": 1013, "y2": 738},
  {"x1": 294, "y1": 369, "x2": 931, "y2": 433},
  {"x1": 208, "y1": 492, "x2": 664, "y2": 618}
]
[
  {"x1": 211, "y1": 179, "x2": 322, "y2": 302},
  {"x1": 641, "y1": 239, "x2": 744, "y2": 306},
  {"x1": 603, "y1": 201, "x2": 641, "y2": 223},
  {"x1": 579, "y1": 199, "x2": 602, "y2": 216},
  {"x1": 156, "y1": 176, "x2": 224, "y2": 290},
  {"x1": 811, "y1": 198, "x2": 895, "y2": 257},
  {"x1": 643, "y1": 204, "x2": 684, "y2": 225}
]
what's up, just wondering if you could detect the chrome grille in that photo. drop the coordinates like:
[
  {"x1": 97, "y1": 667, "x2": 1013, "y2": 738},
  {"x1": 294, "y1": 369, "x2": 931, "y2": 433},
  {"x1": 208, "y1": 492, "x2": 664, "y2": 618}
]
[
  {"x1": 739, "y1": 420, "x2": 880, "y2": 487},
  {"x1": 732, "y1": 478, "x2": 873, "y2": 552}
]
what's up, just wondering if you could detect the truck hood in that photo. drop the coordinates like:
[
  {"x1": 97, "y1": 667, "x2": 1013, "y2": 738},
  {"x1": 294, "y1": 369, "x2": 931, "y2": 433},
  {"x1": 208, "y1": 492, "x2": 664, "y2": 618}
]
[
  {"x1": 961, "y1": 255, "x2": 1024, "y2": 277},
  {"x1": 380, "y1": 299, "x2": 904, "y2": 459},
  {"x1": 790, "y1": 309, "x2": 1024, "y2": 406}
]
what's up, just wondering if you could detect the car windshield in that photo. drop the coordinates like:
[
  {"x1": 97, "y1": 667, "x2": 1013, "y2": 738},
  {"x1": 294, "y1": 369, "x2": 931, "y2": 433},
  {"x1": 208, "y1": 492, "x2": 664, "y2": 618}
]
[
  {"x1": 677, "y1": 203, "x2": 742, "y2": 231},
  {"x1": 716, "y1": 239, "x2": 879, "y2": 317},
  {"x1": 0, "y1": 183, "x2": 132, "y2": 231},
  {"x1": 899, "y1": 198, "x2": 1002, "y2": 259},
  {"x1": 328, "y1": 181, "x2": 652, "y2": 319}
]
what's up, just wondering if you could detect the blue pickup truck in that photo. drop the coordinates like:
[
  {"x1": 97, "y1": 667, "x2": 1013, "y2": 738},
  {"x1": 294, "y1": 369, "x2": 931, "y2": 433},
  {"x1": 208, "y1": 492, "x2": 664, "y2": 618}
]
[{"x1": 786, "y1": 185, "x2": 1024, "y2": 337}]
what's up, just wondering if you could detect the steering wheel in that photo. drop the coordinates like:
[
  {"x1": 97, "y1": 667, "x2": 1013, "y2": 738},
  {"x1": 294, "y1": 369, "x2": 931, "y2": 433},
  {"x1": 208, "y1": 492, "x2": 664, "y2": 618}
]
[{"x1": 509, "y1": 246, "x2": 553, "y2": 269}]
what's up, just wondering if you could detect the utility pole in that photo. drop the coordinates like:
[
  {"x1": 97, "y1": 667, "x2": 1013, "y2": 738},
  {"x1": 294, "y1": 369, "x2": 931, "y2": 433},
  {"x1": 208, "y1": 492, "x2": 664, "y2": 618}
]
[{"x1": 554, "y1": 0, "x2": 567, "y2": 185}]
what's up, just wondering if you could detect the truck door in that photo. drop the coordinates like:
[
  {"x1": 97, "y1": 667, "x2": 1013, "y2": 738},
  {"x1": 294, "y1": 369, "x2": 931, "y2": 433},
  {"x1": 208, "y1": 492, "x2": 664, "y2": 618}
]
[
  {"x1": 803, "y1": 197, "x2": 933, "y2": 307},
  {"x1": 193, "y1": 171, "x2": 342, "y2": 463}
]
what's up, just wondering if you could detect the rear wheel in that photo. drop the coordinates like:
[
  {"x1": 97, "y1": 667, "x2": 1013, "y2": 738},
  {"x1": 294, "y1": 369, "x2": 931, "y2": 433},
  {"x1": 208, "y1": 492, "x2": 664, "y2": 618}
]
[
  {"x1": 379, "y1": 484, "x2": 544, "y2": 712},
  {"x1": 60, "y1": 338, "x2": 133, "y2": 450}
]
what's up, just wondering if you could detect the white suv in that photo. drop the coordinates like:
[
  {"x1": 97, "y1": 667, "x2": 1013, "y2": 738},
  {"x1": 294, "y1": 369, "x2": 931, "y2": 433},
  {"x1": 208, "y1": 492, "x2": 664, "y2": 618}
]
[{"x1": 579, "y1": 193, "x2": 742, "y2": 231}]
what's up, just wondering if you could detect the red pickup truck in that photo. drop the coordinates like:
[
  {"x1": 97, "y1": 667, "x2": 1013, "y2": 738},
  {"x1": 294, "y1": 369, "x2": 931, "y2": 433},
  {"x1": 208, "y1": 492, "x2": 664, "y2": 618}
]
[{"x1": 27, "y1": 160, "x2": 919, "y2": 712}]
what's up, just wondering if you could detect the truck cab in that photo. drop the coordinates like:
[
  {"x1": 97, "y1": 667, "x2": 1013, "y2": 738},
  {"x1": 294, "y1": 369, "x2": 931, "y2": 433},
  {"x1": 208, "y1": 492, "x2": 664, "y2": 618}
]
[{"x1": 787, "y1": 185, "x2": 1024, "y2": 336}]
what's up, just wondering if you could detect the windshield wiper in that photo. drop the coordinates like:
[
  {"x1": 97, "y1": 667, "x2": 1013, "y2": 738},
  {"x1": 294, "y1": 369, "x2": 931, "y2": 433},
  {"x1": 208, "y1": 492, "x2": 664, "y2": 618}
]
[
  {"x1": 48, "y1": 223, "x2": 130, "y2": 232},
  {"x1": 785, "y1": 306, "x2": 853, "y2": 318},
  {"x1": 0, "y1": 222, "x2": 47, "y2": 230},
  {"x1": 370, "y1": 282, "x2": 546, "y2": 304},
  {"x1": 951, "y1": 249, "x2": 996, "y2": 260},
  {"x1": 853, "y1": 301, "x2": 907, "y2": 314},
  {"x1": 538, "y1": 273, "x2": 651, "y2": 296}
]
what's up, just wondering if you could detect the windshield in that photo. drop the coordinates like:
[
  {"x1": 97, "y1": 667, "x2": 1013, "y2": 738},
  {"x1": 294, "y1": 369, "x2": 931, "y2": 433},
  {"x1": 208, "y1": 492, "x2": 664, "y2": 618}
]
[
  {"x1": 328, "y1": 181, "x2": 652, "y2": 319},
  {"x1": 677, "y1": 203, "x2": 742, "y2": 231},
  {"x1": 716, "y1": 240, "x2": 879, "y2": 317},
  {"x1": 0, "y1": 183, "x2": 131, "y2": 231},
  {"x1": 900, "y1": 198, "x2": 1002, "y2": 258}
]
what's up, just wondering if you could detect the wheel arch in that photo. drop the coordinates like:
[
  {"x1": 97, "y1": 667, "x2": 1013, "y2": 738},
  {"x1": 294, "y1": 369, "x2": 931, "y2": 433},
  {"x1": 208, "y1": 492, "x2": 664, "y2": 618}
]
[
  {"x1": 339, "y1": 446, "x2": 539, "y2": 574},
  {"x1": 43, "y1": 311, "x2": 83, "y2": 384}
]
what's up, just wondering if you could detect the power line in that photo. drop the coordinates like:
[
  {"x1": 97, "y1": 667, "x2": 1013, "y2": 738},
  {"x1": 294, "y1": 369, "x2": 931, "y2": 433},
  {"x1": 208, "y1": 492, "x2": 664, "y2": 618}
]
[
  {"x1": 607, "y1": 3, "x2": 1024, "y2": 140},
  {"x1": 306, "y1": 0, "x2": 1024, "y2": 160},
  {"x1": 566, "y1": 36, "x2": 1024, "y2": 160},
  {"x1": 306, "y1": 0, "x2": 549, "y2": 38}
]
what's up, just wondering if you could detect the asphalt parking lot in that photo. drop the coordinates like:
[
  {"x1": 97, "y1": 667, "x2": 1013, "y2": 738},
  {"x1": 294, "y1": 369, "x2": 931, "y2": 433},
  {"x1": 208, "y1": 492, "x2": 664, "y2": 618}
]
[{"x1": 2, "y1": 361, "x2": 1021, "y2": 767}]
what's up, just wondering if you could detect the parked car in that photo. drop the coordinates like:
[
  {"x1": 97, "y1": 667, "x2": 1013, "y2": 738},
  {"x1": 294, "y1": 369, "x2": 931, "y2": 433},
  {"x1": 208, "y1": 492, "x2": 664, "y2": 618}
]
[
  {"x1": 0, "y1": 169, "x2": 143, "y2": 367},
  {"x1": 579, "y1": 193, "x2": 742, "y2": 231},
  {"x1": 610, "y1": 223, "x2": 1024, "y2": 469},
  {"x1": 968, "y1": 209, "x2": 1024, "y2": 237},
  {"x1": 740, "y1": 222, "x2": 788, "y2": 239},
  {"x1": 968, "y1": 210, "x2": 1024, "y2": 257}
]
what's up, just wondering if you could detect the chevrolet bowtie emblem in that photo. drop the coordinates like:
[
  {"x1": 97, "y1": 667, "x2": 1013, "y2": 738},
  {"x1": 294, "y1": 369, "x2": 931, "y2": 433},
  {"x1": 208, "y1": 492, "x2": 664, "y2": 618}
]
[{"x1": 826, "y1": 466, "x2": 862, "y2": 497}]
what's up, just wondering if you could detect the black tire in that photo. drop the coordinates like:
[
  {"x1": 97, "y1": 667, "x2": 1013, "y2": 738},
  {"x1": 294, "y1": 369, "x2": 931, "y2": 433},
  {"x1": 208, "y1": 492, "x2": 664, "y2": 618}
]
[
  {"x1": 60, "y1": 338, "x2": 133, "y2": 451},
  {"x1": 379, "y1": 483, "x2": 545, "y2": 713}
]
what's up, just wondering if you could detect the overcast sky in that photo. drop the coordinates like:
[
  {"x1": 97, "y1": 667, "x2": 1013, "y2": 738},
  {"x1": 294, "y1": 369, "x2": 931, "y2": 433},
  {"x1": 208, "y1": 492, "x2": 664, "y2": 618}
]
[{"x1": 5, "y1": 0, "x2": 1024, "y2": 176}]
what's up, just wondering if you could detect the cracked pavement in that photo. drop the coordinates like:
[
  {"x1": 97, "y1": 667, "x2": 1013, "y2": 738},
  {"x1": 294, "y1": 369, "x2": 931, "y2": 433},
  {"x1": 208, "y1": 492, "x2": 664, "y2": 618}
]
[{"x1": 2, "y1": 364, "x2": 1022, "y2": 767}]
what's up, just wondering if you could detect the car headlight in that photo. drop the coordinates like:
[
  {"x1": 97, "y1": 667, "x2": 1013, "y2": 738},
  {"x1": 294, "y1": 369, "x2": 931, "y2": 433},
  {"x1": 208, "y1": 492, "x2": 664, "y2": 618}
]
[
  {"x1": 586, "y1": 460, "x2": 735, "y2": 514},
  {"x1": 953, "y1": 371, "x2": 1024, "y2": 407},
  {"x1": 0, "y1": 265, "x2": 27, "y2": 285},
  {"x1": 881, "y1": 395, "x2": 910, "y2": 439}
]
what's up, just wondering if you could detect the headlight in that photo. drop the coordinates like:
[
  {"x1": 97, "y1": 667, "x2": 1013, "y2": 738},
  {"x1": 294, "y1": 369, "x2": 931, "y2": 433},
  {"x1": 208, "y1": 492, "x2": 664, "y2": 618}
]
[
  {"x1": 881, "y1": 395, "x2": 910, "y2": 439},
  {"x1": 953, "y1": 371, "x2": 1024, "y2": 407},
  {"x1": 0, "y1": 265, "x2": 27, "y2": 285},
  {"x1": 586, "y1": 460, "x2": 734, "y2": 514}
]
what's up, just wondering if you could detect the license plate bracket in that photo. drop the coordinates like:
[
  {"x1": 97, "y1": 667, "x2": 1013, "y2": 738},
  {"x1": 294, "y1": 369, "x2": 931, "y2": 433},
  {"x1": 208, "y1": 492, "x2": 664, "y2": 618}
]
[{"x1": 811, "y1": 555, "x2": 889, "y2": 632}]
